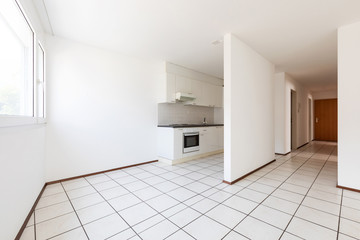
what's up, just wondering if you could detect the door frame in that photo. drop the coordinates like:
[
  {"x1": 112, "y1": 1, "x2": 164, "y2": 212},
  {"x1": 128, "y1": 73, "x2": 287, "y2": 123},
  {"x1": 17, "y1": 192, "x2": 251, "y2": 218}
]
[{"x1": 291, "y1": 90, "x2": 297, "y2": 150}]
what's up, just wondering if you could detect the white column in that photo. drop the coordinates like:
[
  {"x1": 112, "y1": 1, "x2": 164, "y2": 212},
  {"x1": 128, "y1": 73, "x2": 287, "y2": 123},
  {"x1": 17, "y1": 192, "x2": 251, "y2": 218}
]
[
  {"x1": 338, "y1": 21, "x2": 360, "y2": 190},
  {"x1": 223, "y1": 33, "x2": 275, "y2": 182}
]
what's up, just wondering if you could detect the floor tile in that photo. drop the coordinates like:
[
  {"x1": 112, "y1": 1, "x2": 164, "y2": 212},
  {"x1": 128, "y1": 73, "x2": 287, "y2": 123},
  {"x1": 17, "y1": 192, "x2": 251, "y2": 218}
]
[
  {"x1": 108, "y1": 193, "x2": 141, "y2": 211},
  {"x1": 208, "y1": 190, "x2": 232, "y2": 203},
  {"x1": 86, "y1": 174, "x2": 111, "y2": 185},
  {"x1": 169, "y1": 207, "x2": 201, "y2": 227},
  {"x1": 92, "y1": 180, "x2": 118, "y2": 192},
  {"x1": 36, "y1": 192, "x2": 68, "y2": 209},
  {"x1": 42, "y1": 184, "x2": 64, "y2": 197},
  {"x1": 36, "y1": 212, "x2": 81, "y2": 240},
  {"x1": 167, "y1": 187, "x2": 197, "y2": 202},
  {"x1": 286, "y1": 217, "x2": 337, "y2": 240},
  {"x1": 223, "y1": 195, "x2": 258, "y2": 214},
  {"x1": 262, "y1": 196, "x2": 299, "y2": 215},
  {"x1": 132, "y1": 186, "x2": 162, "y2": 201},
  {"x1": 170, "y1": 176, "x2": 195, "y2": 186},
  {"x1": 50, "y1": 227, "x2": 88, "y2": 240},
  {"x1": 234, "y1": 216, "x2": 282, "y2": 240},
  {"x1": 19, "y1": 226, "x2": 34, "y2": 240},
  {"x1": 206, "y1": 204, "x2": 246, "y2": 228},
  {"x1": 302, "y1": 196, "x2": 340, "y2": 215},
  {"x1": 251, "y1": 205, "x2": 292, "y2": 229},
  {"x1": 71, "y1": 193, "x2": 104, "y2": 210},
  {"x1": 184, "y1": 181, "x2": 211, "y2": 193},
  {"x1": 341, "y1": 205, "x2": 360, "y2": 223},
  {"x1": 62, "y1": 179, "x2": 90, "y2": 191},
  {"x1": 280, "y1": 232, "x2": 303, "y2": 240},
  {"x1": 183, "y1": 215, "x2": 230, "y2": 240},
  {"x1": 119, "y1": 202, "x2": 157, "y2": 226},
  {"x1": 166, "y1": 230, "x2": 194, "y2": 240},
  {"x1": 279, "y1": 182, "x2": 309, "y2": 195},
  {"x1": 66, "y1": 186, "x2": 97, "y2": 199},
  {"x1": 342, "y1": 197, "x2": 360, "y2": 211},
  {"x1": 132, "y1": 214, "x2": 165, "y2": 233},
  {"x1": 123, "y1": 180, "x2": 149, "y2": 192},
  {"x1": 83, "y1": 213, "x2": 128, "y2": 240},
  {"x1": 307, "y1": 189, "x2": 342, "y2": 204},
  {"x1": 99, "y1": 186, "x2": 129, "y2": 200},
  {"x1": 153, "y1": 181, "x2": 179, "y2": 192},
  {"x1": 77, "y1": 201, "x2": 115, "y2": 224},
  {"x1": 191, "y1": 198, "x2": 218, "y2": 214},
  {"x1": 139, "y1": 220, "x2": 179, "y2": 240},
  {"x1": 107, "y1": 228, "x2": 137, "y2": 239},
  {"x1": 236, "y1": 188, "x2": 268, "y2": 203},
  {"x1": 35, "y1": 201, "x2": 73, "y2": 223},
  {"x1": 222, "y1": 231, "x2": 248, "y2": 240},
  {"x1": 339, "y1": 218, "x2": 360, "y2": 239},
  {"x1": 146, "y1": 194, "x2": 180, "y2": 212},
  {"x1": 295, "y1": 205, "x2": 339, "y2": 230},
  {"x1": 271, "y1": 189, "x2": 304, "y2": 204}
]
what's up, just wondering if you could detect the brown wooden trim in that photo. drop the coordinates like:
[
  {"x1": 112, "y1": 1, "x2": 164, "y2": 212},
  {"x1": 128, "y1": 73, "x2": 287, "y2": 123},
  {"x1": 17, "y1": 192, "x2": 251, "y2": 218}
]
[
  {"x1": 275, "y1": 151, "x2": 291, "y2": 156},
  {"x1": 297, "y1": 142, "x2": 309, "y2": 149},
  {"x1": 337, "y1": 184, "x2": 360, "y2": 193},
  {"x1": 46, "y1": 160, "x2": 158, "y2": 185},
  {"x1": 15, "y1": 183, "x2": 47, "y2": 240},
  {"x1": 222, "y1": 159, "x2": 276, "y2": 185}
]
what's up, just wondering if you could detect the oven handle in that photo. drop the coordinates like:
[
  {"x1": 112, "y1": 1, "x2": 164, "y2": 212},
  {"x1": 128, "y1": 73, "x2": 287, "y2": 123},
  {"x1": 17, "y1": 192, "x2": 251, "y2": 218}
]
[{"x1": 184, "y1": 132, "x2": 199, "y2": 137}]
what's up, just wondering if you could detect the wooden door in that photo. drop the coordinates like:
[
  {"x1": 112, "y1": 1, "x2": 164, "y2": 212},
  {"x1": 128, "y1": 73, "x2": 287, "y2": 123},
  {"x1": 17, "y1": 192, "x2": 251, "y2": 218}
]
[{"x1": 314, "y1": 99, "x2": 337, "y2": 141}]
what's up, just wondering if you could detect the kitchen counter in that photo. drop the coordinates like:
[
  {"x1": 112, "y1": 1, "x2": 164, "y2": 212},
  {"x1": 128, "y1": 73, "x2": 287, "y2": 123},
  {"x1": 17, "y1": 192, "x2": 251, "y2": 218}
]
[{"x1": 158, "y1": 124, "x2": 224, "y2": 128}]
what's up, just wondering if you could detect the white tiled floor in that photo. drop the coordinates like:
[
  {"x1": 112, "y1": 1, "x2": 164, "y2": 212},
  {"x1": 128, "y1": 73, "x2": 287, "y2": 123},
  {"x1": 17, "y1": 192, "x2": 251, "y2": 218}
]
[{"x1": 20, "y1": 141, "x2": 360, "y2": 240}]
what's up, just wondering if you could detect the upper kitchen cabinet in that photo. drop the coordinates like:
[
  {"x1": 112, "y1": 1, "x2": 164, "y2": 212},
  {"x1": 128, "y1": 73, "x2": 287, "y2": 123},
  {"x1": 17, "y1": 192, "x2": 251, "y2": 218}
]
[
  {"x1": 175, "y1": 75, "x2": 192, "y2": 93},
  {"x1": 157, "y1": 62, "x2": 224, "y2": 107}
]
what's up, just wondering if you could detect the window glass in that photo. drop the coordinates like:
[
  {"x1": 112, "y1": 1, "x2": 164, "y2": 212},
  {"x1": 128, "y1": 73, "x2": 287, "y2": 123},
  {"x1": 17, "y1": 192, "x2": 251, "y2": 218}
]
[{"x1": 0, "y1": 1, "x2": 34, "y2": 116}]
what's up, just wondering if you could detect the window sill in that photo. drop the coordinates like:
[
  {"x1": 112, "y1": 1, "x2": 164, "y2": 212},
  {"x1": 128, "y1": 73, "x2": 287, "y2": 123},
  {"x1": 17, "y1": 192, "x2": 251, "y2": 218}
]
[{"x1": 0, "y1": 115, "x2": 47, "y2": 128}]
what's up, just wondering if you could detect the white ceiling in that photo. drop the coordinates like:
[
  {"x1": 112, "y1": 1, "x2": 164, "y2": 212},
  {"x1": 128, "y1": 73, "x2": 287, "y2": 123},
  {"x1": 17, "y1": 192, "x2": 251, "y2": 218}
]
[{"x1": 34, "y1": 0, "x2": 360, "y2": 91}]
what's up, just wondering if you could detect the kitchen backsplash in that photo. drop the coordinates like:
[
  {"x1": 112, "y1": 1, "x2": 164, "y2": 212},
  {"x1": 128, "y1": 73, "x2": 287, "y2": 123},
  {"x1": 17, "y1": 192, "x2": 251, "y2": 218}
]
[{"x1": 158, "y1": 103, "x2": 223, "y2": 124}]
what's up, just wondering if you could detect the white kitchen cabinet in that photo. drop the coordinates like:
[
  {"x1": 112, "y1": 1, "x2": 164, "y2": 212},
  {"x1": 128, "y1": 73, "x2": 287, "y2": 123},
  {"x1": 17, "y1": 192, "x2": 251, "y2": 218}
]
[
  {"x1": 175, "y1": 75, "x2": 192, "y2": 93},
  {"x1": 166, "y1": 73, "x2": 176, "y2": 103},
  {"x1": 190, "y1": 79, "x2": 205, "y2": 106},
  {"x1": 216, "y1": 126, "x2": 224, "y2": 149}
]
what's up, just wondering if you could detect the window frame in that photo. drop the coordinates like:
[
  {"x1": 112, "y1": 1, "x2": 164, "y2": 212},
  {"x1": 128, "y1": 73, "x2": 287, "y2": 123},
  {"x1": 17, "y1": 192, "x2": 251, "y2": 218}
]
[{"x1": 0, "y1": 0, "x2": 46, "y2": 128}]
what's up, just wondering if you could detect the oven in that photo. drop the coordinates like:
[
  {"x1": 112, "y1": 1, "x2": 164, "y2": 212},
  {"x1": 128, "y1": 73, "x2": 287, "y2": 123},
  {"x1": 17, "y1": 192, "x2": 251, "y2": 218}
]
[{"x1": 183, "y1": 132, "x2": 200, "y2": 153}]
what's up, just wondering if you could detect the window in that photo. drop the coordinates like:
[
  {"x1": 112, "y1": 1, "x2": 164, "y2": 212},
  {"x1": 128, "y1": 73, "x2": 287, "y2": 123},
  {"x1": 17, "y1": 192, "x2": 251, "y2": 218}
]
[
  {"x1": 0, "y1": 0, "x2": 45, "y2": 126},
  {"x1": 0, "y1": 0, "x2": 34, "y2": 116},
  {"x1": 36, "y1": 43, "x2": 45, "y2": 118}
]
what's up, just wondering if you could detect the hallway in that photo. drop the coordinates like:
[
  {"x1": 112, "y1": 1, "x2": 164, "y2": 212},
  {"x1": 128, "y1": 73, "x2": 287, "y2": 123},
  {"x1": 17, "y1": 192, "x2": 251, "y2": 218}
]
[{"x1": 20, "y1": 141, "x2": 360, "y2": 240}]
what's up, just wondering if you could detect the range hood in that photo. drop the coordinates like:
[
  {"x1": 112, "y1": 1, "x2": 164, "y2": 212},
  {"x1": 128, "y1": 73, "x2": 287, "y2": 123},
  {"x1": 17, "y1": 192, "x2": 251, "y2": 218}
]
[{"x1": 175, "y1": 92, "x2": 196, "y2": 102}]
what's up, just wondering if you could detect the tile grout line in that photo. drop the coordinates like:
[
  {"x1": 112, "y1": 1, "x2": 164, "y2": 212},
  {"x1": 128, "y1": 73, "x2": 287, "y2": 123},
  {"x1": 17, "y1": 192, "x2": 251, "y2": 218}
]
[
  {"x1": 223, "y1": 142, "x2": 328, "y2": 239},
  {"x1": 82, "y1": 177, "x2": 145, "y2": 240},
  {"x1": 278, "y1": 144, "x2": 337, "y2": 239},
  {"x1": 30, "y1": 146, "x2": 304, "y2": 239},
  {"x1": 336, "y1": 188, "x2": 344, "y2": 240},
  {"x1": 57, "y1": 182, "x2": 90, "y2": 240}
]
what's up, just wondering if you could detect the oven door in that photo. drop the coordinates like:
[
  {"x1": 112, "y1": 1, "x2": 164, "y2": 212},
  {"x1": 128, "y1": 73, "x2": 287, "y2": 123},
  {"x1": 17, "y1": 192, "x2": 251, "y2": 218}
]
[{"x1": 183, "y1": 132, "x2": 200, "y2": 153}]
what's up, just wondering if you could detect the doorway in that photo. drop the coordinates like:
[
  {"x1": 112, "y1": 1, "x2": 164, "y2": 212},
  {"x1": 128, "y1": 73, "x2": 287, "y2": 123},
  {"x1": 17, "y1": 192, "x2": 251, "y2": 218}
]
[
  {"x1": 314, "y1": 99, "x2": 337, "y2": 141},
  {"x1": 291, "y1": 90, "x2": 297, "y2": 150}
]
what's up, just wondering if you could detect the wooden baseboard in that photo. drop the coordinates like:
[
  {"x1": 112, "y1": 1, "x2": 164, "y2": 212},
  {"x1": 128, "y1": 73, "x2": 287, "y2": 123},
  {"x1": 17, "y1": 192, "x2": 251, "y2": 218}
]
[
  {"x1": 15, "y1": 183, "x2": 47, "y2": 240},
  {"x1": 337, "y1": 184, "x2": 360, "y2": 193},
  {"x1": 223, "y1": 159, "x2": 276, "y2": 185},
  {"x1": 297, "y1": 142, "x2": 309, "y2": 149},
  {"x1": 46, "y1": 160, "x2": 158, "y2": 185},
  {"x1": 275, "y1": 151, "x2": 291, "y2": 156}
]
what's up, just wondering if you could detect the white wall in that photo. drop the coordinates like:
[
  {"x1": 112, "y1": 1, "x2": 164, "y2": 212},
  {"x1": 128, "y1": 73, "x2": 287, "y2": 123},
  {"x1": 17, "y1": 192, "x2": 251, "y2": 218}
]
[
  {"x1": 224, "y1": 33, "x2": 274, "y2": 182},
  {"x1": 45, "y1": 35, "x2": 163, "y2": 181},
  {"x1": 312, "y1": 90, "x2": 337, "y2": 100},
  {"x1": 0, "y1": 1, "x2": 46, "y2": 239},
  {"x1": 0, "y1": 126, "x2": 45, "y2": 240},
  {"x1": 274, "y1": 72, "x2": 313, "y2": 154},
  {"x1": 338, "y1": 21, "x2": 360, "y2": 190}
]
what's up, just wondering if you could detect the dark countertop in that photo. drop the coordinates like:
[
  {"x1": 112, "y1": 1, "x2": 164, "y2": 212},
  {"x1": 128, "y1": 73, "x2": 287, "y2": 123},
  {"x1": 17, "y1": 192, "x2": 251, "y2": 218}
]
[{"x1": 158, "y1": 124, "x2": 224, "y2": 128}]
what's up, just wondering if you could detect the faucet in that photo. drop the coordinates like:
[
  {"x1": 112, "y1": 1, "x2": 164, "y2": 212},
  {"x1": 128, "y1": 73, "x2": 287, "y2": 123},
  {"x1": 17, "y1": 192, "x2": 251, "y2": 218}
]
[{"x1": 202, "y1": 117, "x2": 207, "y2": 125}]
